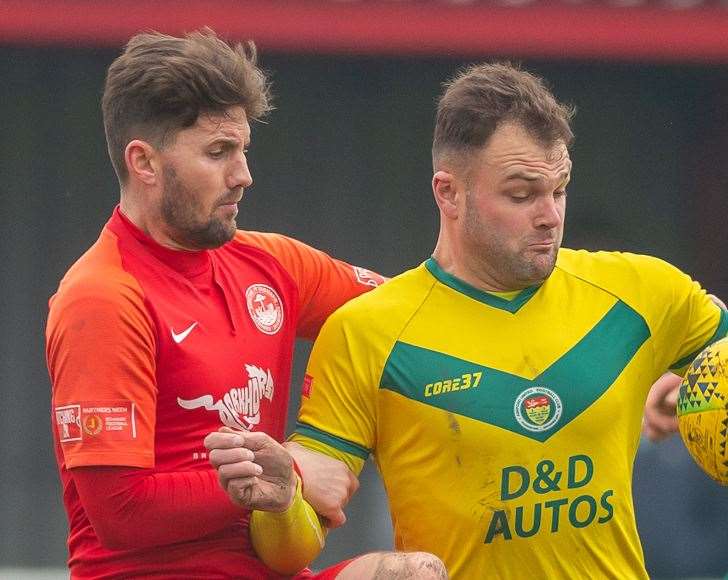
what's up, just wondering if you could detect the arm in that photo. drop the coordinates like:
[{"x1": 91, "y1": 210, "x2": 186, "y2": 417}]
[
  {"x1": 288, "y1": 301, "x2": 378, "y2": 514},
  {"x1": 642, "y1": 372, "x2": 681, "y2": 442},
  {"x1": 204, "y1": 429, "x2": 327, "y2": 574},
  {"x1": 72, "y1": 466, "x2": 243, "y2": 550},
  {"x1": 204, "y1": 300, "x2": 378, "y2": 571},
  {"x1": 642, "y1": 294, "x2": 727, "y2": 441},
  {"x1": 665, "y1": 290, "x2": 727, "y2": 376},
  {"x1": 248, "y1": 477, "x2": 326, "y2": 575},
  {"x1": 284, "y1": 440, "x2": 360, "y2": 528},
  {"x1": 48, "y1": 281, "x2": 244, "y2": 548}
]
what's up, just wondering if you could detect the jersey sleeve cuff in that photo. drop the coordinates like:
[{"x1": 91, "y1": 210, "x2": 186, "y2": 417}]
[
  {"x1": 294, "y1": 422, "x2": 370, "y2": 459},
  {"x1": 670, "y1": 308, "x2": 728, "y2": 372},
  {"x1": 65, "y1": 451, "x2": 154, "y2": 469}
]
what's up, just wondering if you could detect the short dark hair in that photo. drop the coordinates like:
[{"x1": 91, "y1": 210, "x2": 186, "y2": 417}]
[
  {"x1": 432, "y1": 62, "x2": 574, "y2": 170},
  {"x1": 102, "y1": 28, "x2": 272, "y2": 183}
]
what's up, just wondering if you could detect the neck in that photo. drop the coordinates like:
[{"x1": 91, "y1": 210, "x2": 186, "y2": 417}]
[
  {"x1": 432, "y1": 232, "x2": 524, "y2": 293},
  {"x1": 119, "y1": 192, "x2": 192, "y2": 252}
]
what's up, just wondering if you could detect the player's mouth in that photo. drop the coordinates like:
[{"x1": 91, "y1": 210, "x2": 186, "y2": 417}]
[
  {"x1": 217, "y1": 200, "x2": 240, "y2": 218},
  {"x1": 528, "y1": 240, "x2": 556, "y2": 251},
  {"x1": 217, "y1": 194, "x2": 242, "y2": 212}
]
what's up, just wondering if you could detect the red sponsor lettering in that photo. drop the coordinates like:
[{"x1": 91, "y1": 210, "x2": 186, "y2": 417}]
[{"x1": 302, "y1": 374, "x2": 313, "y2": 398}]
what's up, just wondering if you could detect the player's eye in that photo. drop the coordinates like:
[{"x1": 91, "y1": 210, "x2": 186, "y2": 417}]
[{"x1": 208, "y1": 150, "x2": 224, "y2": 159}]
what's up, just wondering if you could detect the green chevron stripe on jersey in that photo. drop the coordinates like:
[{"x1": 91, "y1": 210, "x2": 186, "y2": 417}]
[
  {"x1": 380, "y1": 300, "x2": 650, "y2": 442},
  {"x1": 425, "y1": 257, "x2": 540, "y2": 313}
]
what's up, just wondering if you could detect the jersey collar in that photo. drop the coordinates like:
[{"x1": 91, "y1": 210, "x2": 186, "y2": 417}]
[
  {"x1": 110, "y1": 206, "x2": 212, "y2": 279},
  {"x1": 424, "y1": 257, "x2": 541, "y2": 313}
]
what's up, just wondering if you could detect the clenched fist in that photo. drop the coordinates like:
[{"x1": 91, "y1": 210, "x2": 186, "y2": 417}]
[{"x1": 204, "y1": 428, "x2": 297, "y2": 512}]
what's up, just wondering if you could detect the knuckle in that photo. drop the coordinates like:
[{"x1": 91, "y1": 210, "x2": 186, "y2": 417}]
[
  {"x1": 208, "y1": 449, "x2": 223, "y2": 467},
  {"x1": 204, "y1": 433, "x2": 223, "y2": 450},
  {"x1": 219, "y1": 463, "x2": 242, "y2": 479},
  {"x1": 234, "y1": 448, "x2": 252, "y2": 462}
]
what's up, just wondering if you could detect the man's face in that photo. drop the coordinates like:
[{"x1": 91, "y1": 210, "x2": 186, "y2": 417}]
[
  {"x1": 156, "y1": 106, "x2": 252, "y2": 250},
  {"x1": 461, "y1": 122, "x2": 571, "y2": 290}
]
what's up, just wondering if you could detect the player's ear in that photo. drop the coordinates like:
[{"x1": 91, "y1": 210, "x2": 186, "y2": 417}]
[
  {"x1": 433, "y1": 170, "x2": 461, "y2": 220},
  {"x1": 125, "y1": 140, "x2": 161, "y2": 186}
]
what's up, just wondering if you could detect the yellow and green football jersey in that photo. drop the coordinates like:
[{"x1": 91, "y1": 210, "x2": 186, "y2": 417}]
[{"x1": 292, "y1": 249, "x2": 727, "y2": 579}]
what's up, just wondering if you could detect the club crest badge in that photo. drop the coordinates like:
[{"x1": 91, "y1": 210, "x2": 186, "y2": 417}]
[
  {"x1": 245, "y1": 284, "x2": 284, "y2": 335},
  {"x1": 83, "y1": 414, "x2": 103, "y2": 436},
  {"x1": 514, "y1": 386, "x2": 563, "y2": 433}
]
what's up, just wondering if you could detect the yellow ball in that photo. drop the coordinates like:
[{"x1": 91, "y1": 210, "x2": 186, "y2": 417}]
[{"x1": 677, "y1": 336, "x2": 728, "y2": 485}]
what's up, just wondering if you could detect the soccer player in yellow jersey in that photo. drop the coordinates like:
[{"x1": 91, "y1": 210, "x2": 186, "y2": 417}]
[{"x1": 208, "y1": 63, "x2": 727, "y2": 578}]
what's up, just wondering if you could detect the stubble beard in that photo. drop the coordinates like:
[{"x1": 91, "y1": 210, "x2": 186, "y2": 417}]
[
  {"x1": 477, "y1": 238, "x2": 558, "y2": 289},
  {"x1": 161, "y1": 165, "x2": 236, "y2": 250},
  {"x1": 463, "y1": 203, "x2": 559, "y2": 290},
  {"x1": 520, "y1": 245, "x2": 559, "y2": 286}
]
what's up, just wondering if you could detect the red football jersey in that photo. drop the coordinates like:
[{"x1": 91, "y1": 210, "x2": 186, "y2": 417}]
[{"x1": 46, "y1": 207, "x2": 383, "y2": 578}]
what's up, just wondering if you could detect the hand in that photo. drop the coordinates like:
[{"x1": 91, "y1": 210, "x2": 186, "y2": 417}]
[
  {"x1": 642, "y1": 373, "x2": 682, "y2": 442},
  {"x1": 284, "y1": 441, "x2": 359, "y2": 528},
  {"x1": 641, "y1": 294, "x2": 724, "y2": 442},
  {"x1": 204, "y1": 427, "x2": 296, "y2": 512}
]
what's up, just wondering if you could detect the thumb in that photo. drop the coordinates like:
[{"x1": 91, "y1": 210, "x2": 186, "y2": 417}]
[{"x1": 664, "y1": 385, "x2": 680, "y2": 408}]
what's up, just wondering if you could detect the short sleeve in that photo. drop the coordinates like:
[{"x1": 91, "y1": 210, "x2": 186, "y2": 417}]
[
  {"x1": 641, "y1": 257, "x2": 728, "y2": 374},
  {"x1": 293, "y1": 310, "x2": 378, "y2": 475},
  {"x1": 234, "y1": 232, "x2": 385, "y2": 339},
  {"x1": 47, "y1": 275, "x2": 157, "y2": 468},
  {"x1": 668, "y1": 302, "x2": 727, "y2": 374}
]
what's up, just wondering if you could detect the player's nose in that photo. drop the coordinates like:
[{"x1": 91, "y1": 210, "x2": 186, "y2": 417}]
[
  {"x1": 534, "y1": 195, "x2": 562, "y2": 229},
  {"x1": 228, "y1": 155, "x2": 253, "y2": 190}
]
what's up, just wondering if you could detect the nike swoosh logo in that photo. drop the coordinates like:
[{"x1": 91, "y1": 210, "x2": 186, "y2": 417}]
[{"x1": 171, "y1": 322, "x2": 198, "y2": 344}]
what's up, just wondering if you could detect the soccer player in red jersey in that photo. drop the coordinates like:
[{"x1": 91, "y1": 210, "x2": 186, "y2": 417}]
[{"x1": 46, "y1": 29, "x2": 445, "y2": 579}]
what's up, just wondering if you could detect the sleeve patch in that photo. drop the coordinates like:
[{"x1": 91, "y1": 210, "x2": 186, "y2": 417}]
[
  {"x1": 55, "y1": 400, "x2": 137, "y2": 443},
  {"x1": 55, "y1": 404, "x2": 82, "y2": 442},
  {"x1": 353, "y1": 266, "x2": 385, "y2": 288},
  {"x1": 302, "y1": 374, "x2": 313, "y2": 398}
]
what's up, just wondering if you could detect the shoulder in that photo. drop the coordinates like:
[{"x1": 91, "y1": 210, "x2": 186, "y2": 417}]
[
  {"x1": 229, "y1": 230, "x2": 328, "y2": 281},
  {"x1": 49, "y1": 229, "x2": 147, "y2": 321},
  {"x1": 308, "y1": 264, "x2": 435, "y2": 380},
  {"x1": 325, "y1": 263, "x2": 435, "y2": 335},
  {"x1": 556, "y1": 248, "x2": 686, "y2": 290},
  {"x1": 232, "y1": 230, "x2": 315, "y2": 258}
]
